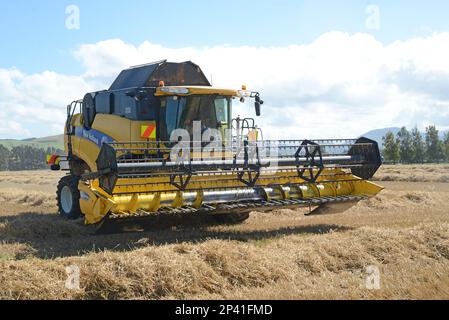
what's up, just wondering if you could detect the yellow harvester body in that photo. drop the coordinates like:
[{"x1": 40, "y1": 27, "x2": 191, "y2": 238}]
[{"x1": 51, "y1": 61, "x2": 383, "y2": 233}]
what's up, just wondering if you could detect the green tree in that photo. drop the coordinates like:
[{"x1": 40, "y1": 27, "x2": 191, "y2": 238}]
[
  {"x1": 9, "y1": 145, "x2": 47, "y2": 171},
  {"x1": 411, "y1": 126, "x2": 425, "y2": 163},
  {"x1": 0, "y1": 144, "x2": 10, "y2": 171},
  {"x1": 443, "y1": 132, "x2": 449, "y2": 162},
  {"x1": 396, "y1": 127, "x2": 414, "y2": 163},
  {"x1": 382, "y1": 131, "x2": 400, "y2": 163},
  {"x1": 425, "y1": 125, "x2": 443, "y2": 163}
]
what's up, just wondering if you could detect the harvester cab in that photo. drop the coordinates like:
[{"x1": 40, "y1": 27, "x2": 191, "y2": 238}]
[{"x1": 50, "y1": 60, "x2": 383, "y2": 234}]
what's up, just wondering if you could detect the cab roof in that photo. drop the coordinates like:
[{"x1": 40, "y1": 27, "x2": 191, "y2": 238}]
[{"x1": 109, "y1": 60, "x2": 211, "y2": 90}]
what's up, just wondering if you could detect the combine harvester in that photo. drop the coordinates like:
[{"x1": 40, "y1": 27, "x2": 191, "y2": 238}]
[{"x1": 48, "y1": 61, "x2": 383, "y2": 233}]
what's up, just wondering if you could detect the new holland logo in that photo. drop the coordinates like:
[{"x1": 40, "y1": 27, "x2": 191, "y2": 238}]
[{"x1": 141, "y1": 123, "x2": 157, "y2": 139}]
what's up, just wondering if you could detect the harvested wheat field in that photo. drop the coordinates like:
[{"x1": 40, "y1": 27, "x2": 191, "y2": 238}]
[{"x1": 1, "y1": 164, "x2": 449, "y2": 300}]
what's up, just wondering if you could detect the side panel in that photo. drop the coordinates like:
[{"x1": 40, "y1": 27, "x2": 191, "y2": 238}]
[
  {"x1": 91, "y1": 114, "x2": 132, "y2": 141},
  {"x1": 73, "y1": 114, "x2": 128, "y2": 172},
  {"x1": 69, "y1": 114, "x2": 160, "y2": 171},
  {"x1": 93, "y1": 114, "x2": 158, "y2": 143}
]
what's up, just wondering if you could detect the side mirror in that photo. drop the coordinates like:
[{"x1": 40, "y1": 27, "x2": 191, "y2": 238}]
[
  {"x1": 255, "y1": 95, "x2": 263, "y2": 117},
  {"x1": 255, "y1": 102, "x2": 261, "y2": 117}
]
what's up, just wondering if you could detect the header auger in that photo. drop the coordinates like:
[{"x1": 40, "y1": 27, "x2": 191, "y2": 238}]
[{"x1": 49, "y1": 60, "x2": 383, "y2": 234}]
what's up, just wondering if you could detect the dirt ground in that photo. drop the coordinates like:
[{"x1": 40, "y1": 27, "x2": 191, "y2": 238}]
[{"x1": 0, "y1": 165, "x2": 449, "y2": 300}]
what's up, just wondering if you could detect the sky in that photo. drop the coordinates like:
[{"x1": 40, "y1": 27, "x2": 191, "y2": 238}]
[{"x1": 1, "y1": 0, "x2": 449, "y2": 139}]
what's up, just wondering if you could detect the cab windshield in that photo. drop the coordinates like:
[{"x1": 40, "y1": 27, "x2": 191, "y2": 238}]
[{"x1": 161, "y1": 95, "x2": 231, "y2": 140}]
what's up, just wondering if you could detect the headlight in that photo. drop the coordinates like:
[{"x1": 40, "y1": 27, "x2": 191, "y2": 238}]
[
  {"x1": 237, "y1": 90, "x2": 251, "y2": 98},
  {"x1": 160, "y1": 87, "x2": 190, "y2": 94}
]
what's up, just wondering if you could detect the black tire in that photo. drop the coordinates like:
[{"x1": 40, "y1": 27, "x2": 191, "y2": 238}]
[{"x1": 57, "y1": 175, "x2": 82, "y2": 219}]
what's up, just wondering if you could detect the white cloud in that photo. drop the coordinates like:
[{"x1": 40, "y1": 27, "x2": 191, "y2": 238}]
[
  {"x1": 0, "y1": 68, "x2": 98, "y2": 139},
  {"x1": 1, "y1": 31, "x2": 449, "y2": 139},
  {"x1": 0, "y1": 120, "x2": 30, "y2": 137}
]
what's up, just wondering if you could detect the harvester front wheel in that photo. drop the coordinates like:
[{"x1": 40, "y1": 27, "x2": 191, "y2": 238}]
[{"x1": 57, "y1": 175, "x2": 82, "y2": 220}]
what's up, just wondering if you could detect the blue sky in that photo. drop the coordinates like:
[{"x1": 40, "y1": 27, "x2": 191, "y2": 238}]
[
  {"x1": 1, "y1": 1, "x2": 449, "y2": 139},
  {"x1": 1, "y1": 0, "x2": 449, "y2": 74}
]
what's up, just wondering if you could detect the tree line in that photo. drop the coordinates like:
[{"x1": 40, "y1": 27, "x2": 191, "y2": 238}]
[
  {"x1": 382, "y1": 125, "x2": 449, "y2": 163},
  {"x1": 0, "y1": 144, "x2": 63, "y2": 171}
]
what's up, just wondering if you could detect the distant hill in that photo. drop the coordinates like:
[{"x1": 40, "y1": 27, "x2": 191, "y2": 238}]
[
  {"x1": 0, "y1": 134, "x2": 64, "y2": 150},
  {"x1": 362, "y1": 127, "x2": 447, "y2": 148},
  {"x1": 361, "y1": 127, "x2": 401, "y2": 146}
]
